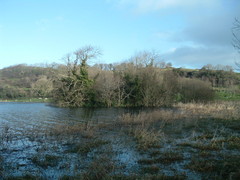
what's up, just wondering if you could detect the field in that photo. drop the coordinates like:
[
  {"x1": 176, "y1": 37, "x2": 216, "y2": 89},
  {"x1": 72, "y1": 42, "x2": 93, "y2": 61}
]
[{"x1": 0, "y1": 101, "x2": 240, "y2": 179}]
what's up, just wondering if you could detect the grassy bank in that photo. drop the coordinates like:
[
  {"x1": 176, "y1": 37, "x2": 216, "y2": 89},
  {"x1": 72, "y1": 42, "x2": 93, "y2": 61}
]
[{"x1": 214, "y1": 87, "x2": 240, "y2": 101}]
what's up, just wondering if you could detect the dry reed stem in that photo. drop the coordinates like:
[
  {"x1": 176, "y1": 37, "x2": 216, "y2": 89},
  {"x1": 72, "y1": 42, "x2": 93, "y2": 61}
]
[{"x1": 174, "y1": 101, "x2": 240, "y2": 120}]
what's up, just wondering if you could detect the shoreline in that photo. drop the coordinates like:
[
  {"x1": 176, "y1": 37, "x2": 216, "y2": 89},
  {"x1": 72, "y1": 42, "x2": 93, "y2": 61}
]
[{"x1": 0, "y1": 98, "x2": 51, "y2": 103}]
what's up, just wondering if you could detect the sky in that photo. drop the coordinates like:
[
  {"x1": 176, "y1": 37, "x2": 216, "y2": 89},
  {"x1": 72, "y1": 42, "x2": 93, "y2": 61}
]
[{"x1": 0, "y1": 0, "x2": 240, "y2": 69}]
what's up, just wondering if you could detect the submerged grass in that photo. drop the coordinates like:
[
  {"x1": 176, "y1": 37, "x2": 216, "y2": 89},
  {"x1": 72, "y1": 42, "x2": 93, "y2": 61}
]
[
  {"x1": 186, "y1": 155, "x2": 240, "y2": 179},
  {"x1": 1, "y1": 101, "x2": 240, "y2": 179},
  {"x1": 66, "y1": 139, "x2": 109, "y2": 154},
  {"x1": 31, "y1": 154, "x2": 60, "y2": 168},
  {"x1": 130, "y1": 127, "x2": 162, "y2": 150}
]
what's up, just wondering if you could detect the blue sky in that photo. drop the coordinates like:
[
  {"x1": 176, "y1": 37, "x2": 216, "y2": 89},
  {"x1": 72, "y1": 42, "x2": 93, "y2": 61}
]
[{"x1": 0, "y1": 0, "x2": 240, "y2": 69}]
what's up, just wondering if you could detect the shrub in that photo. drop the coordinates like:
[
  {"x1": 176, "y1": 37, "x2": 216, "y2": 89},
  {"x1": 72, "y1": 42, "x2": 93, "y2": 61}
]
[{"x1": 179, "y1": 78, "x2": 214, "y2": 103}]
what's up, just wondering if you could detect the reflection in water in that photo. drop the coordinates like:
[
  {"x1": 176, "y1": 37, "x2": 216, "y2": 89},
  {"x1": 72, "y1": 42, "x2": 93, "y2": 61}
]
[
  {"x1": 0, "y1": 103, "x2": 130, "y2": 133},
  {"x1": 0, "y1": 103, "x2": 142, "y2": 178}
]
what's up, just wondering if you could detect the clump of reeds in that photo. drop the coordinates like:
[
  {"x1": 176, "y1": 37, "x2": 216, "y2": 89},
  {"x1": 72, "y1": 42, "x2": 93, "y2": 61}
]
[
  {"x1": 81, "y1": 155, "x2": 115, "y2": 180},
  {"x1": 174, "y1": 101, "x2": 240, "y2": 120},
  {"x1": 120, "y1": 109, "x2": 185, "y2": 127},
  {"x1": 47, "y1": 123, "x2": 96, "y2": 139},
  {"x1": 130, "y1": 126, "x2": 163, "y2": 150}
]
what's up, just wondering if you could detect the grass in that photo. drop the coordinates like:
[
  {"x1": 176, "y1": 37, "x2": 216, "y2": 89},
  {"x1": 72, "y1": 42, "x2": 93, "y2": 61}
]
[
  {"x1": 130, "y1": 127, "x2": 162, "y2": 150},
  {"x1": 48, "y1": 123, "x2": 96, "y2": 139},
  {"x1": 31, "y1": 154, "x2": 60, "y2": 168},
  {"x1": 149, "y1": 150, "x2": 162, "y2": 157},
  {"x1": 66, "y1": 139, "x2": 109, "y2": 154},
  {"x1": 4, "y1": 175, "x2": 38, "y2": 180},
  {"x1": 60, "y1": 174, "x2": 187, "y2": 180},
  {"x1": 174, "y1": 101, "x2": 240, "y2": 121},
  {"x1": 142, "y1": 165, "x2": 160, "y2": 174},
  {"x1": 179, "y1": 142, "x2": 220, "y2": 151},
  {"x1": 186, "y1": 155, "x2": 240, "y2": 179},
  {"x1": 138, "y1": 151, "x2": 183, "y2": 165},
  {"x1": 0, "y1": 155, "x2": 3, "y2": 177},
  {"x1": 1, "y1": 101, "x2": 240, "y2": 179},
  {"x1": 155, "y1": 152, "x2": 184, "y2": 164},
  {"x1": 138, "y1": 158, "x2": 156, "y2": 165},
  {"x1": 214, "y1": 88, "x2": 240, "y2": 101}
]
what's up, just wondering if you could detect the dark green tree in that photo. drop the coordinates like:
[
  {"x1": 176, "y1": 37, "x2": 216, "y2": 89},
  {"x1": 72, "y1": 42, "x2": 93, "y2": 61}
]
[{"x1": 53, "y1": 46, "x2": 101, "y2": 107}]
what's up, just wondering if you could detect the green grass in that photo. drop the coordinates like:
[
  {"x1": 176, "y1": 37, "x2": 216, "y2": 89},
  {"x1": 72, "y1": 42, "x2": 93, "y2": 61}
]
[{"x1": 214, "y1": 88, "x2": 240, "y2": 101}]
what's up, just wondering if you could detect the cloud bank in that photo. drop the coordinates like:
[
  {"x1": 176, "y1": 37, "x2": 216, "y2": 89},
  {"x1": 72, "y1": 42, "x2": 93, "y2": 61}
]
[{"x1": 108, "y1": 0, "x2": 240, "y2": 68}]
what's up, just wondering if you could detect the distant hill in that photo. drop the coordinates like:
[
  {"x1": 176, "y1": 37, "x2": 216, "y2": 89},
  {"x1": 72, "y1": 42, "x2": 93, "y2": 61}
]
[{"x1": 0, "y1": 64, "x2": 56, "y2": 99}]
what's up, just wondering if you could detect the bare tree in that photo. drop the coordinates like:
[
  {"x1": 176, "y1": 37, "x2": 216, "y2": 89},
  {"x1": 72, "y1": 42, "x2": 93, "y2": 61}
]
[{"x1": 131, "y1": 50, "x2": 162, "y2": 68}]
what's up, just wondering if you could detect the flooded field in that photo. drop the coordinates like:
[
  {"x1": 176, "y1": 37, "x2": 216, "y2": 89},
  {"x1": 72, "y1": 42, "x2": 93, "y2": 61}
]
[{"x1": 0, "y1": 102, "x2": 240, "y2": 179}]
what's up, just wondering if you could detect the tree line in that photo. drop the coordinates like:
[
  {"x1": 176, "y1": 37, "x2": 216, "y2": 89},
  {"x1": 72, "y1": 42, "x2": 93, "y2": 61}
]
[
  {"x1": 0, "y1": 47, "x2": 239, "y2": 106},
  {"x1": 51, "y1": 46, "x2": 239, "y2": 107},
  {"x1": 0, "y1": 46, "x2": 240, "y2": 107}
]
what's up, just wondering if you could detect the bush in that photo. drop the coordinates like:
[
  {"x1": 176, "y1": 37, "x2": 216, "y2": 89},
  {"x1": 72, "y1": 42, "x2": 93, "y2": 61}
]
[{"x1": 179, "y1": 78, "x2": 215, "y2": 103}]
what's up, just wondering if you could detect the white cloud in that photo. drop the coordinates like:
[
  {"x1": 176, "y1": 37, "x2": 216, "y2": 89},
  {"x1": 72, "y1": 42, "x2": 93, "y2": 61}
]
[{"x1": 106, "y1": 0, "x2": 240, "y2": 68}]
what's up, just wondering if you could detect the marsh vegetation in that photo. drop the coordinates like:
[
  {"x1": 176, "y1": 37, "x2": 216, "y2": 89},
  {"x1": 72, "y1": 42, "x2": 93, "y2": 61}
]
[{"x1": 0, "y1": 101, "x2": 240, "y2": 179}]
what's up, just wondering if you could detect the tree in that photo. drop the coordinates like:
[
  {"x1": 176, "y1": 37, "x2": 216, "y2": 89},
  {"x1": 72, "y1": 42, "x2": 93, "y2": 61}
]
[
  {"x1": 178, "y1": 78, "x2": 214, "y2": 103},
  {"x1": 53, "y1": 46, "x2": 101, "y2": 107},
  {"x1": 31, "y1": 75, "x2": 53, "y2": 98},
  {"x1": 130, "y1": 50, "x2": 162, "y2": 68},
  {"x1": 232, "y1": 18, "x2": 240, "y2": 69},
  {"x1": 93, "y1": 70, "x2": 118, "y2": 107}
]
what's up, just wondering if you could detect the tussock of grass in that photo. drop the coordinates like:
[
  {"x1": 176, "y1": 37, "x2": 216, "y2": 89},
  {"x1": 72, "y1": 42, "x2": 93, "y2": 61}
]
[
  {"x1": 186, "y1": 159, "x2": 215, "y2": 172},
  {"x1": 120, "y1": 110, "x2": 184, "y2": 126},
  {"x1": 48, "y1": 123, "x2": 96, "y2": 139},
  {"x1": 138, "y1": 151, "x2": 183, "y2": 165},
  {"x1": 149, "y1": 150, "x2": 162, "y2": 157},
  {"x1": 186, "y1": 155, "x2": 240, "y2": 179},
  {"x1": 130, "y1": 127, "x2": 162, "y2": 150},
  {"x1": 31, "y1": 154, "x2": 60, "y2": 168},
  {"x1": 155, "y1": 151, "x2": 184, "y2": 164},
  {"x1": 66, "y1": 139, "x2": 109, "y2": 154},
  {"x1": 142, "y1": 165, "x2": 160, "y2": 174},
  {"x1": 138, "y1": 158, "x2": 156, "y2": 165},
  {"x1": 199, "y1": 151, "x2": 212, "y2": 158},
  {"x1": 5, "y1": 175, "x2": 37, "y2": 180},
  {"x1": 81, "y1": 156, "x2": 115, "y2": 180}
]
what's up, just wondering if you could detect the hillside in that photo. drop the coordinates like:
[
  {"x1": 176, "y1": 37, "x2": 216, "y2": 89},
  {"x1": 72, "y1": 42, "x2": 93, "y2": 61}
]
[
  {"x1": 0, "y1": 63, "x2": 240, "y2": 102},
  {"x1": 0, "y1": 64, "x2": 56, "y2": 99}
]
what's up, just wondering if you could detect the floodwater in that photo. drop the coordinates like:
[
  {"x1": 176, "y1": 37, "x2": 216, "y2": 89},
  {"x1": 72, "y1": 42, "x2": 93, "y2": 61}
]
[
  {"x1": 1, "y1": 103, "x2": 237, "y2": 179},
  {"x1": 0, "y1": 102, "x2": 129, "y2": 131},
  {"x1": 0, "y1": 103, "x2": 141, "y2": 179}
]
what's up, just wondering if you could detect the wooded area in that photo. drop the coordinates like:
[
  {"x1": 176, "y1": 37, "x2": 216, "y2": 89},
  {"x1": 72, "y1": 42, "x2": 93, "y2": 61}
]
[{"x1": 1, "y1": 46, "x2": 239, "y2": 107}]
